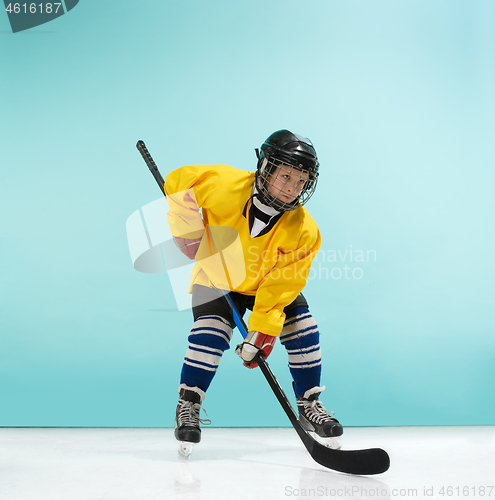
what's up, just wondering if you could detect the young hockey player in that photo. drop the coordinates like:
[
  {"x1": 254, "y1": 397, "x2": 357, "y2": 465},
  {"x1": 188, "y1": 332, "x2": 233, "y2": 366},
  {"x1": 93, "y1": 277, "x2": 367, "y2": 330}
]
[{"x1": 165, "y1": 130, "x2": 343, "y2": 453}]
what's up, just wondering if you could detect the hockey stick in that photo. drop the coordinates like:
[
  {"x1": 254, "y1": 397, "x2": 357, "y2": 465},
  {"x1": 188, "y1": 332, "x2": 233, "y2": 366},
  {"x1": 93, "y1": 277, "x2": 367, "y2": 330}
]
[
  {"x1": 222, "y1": 293, "x2": 390, "y2": 476},
  {"x1": 136, "y1": 140, "x2": 390, "y2": 475},
  {"x1": 137, "y1": 140, "x2": 166, "y2": 195}
]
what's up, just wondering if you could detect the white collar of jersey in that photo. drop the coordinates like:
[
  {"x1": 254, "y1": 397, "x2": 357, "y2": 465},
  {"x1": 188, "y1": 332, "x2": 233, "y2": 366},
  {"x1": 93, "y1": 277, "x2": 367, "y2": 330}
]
[{"x1": 249, "y1": 185, "x2": 282, "y2": 238}]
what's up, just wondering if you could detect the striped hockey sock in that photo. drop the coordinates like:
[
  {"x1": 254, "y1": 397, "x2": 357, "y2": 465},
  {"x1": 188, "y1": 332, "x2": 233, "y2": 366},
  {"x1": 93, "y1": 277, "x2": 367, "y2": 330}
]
[
  {"x1": 180, "y1": 315, "x2": 233, "y2": 393},
  {"x1": 280, "y1": 307, "x2": 322, "y2": 398}
]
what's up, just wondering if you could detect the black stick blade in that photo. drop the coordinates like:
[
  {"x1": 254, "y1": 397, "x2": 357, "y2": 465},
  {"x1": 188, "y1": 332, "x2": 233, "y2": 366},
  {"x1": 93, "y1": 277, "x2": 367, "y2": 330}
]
[
  {"x1": 301, "y1": 431, "x2": 390, "y2": 475},
  {"x1": 257, "y1": 355, "x2": 390, "y2": 475}
]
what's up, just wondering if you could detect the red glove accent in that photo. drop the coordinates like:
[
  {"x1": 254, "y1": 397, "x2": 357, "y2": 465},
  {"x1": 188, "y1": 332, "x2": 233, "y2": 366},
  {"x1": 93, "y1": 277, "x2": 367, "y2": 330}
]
[
  {"x1": 173, "y1": 236, "x2": 202, "y2": 259},
  {"x1": 235, "y1": 331, "x2": 276, "y2": 369}
]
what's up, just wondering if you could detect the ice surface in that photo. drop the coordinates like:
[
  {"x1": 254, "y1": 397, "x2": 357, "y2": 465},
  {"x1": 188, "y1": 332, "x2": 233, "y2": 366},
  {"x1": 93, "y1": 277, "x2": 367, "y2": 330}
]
[{"x1": 0, "y1": 426, "x2": 493, "y2": 500}]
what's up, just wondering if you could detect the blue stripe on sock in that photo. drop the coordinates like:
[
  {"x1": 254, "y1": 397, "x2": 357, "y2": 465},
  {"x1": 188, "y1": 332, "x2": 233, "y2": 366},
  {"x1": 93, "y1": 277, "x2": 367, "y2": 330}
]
[
  {"x1": 286, "y1": 345, "x2": 320, "y2": 355},
  {"x1": 281, "y1": 330, "x2": 319, "y2": 351},
  {"x1": 188, "y1": 345, "x2": 222, "y2": 357},
  {"x1": 289, "y1": 359, "x2": 322, "y2": 368},
  {"x1": 283, "y1": 313, "x2": 312, "y2": 328},
  {"x1": 188, "y1": 333, "x2": 231, "y2": 350},
  {"x1": 184, "y1": 357, "x2": 218, "y2": 370}
]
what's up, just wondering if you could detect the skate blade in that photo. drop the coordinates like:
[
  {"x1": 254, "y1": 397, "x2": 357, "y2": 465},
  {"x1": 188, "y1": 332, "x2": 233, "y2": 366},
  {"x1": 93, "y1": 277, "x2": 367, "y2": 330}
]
[
  {"x1": 178, "y1": 441, "x2": 194, "y2": 458},
  {"x1": 322, "y1": 436, "x2": 341, "y2": 450},
  {"x1": 309, "y1": 431, "x2": 342, "y2": 450}
]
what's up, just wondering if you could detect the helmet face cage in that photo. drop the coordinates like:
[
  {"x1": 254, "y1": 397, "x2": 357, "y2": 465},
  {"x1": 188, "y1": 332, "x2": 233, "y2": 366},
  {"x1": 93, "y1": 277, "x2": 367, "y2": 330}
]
[{"x1": 256, "y1": 155, "x2": 319, "y2": 212}]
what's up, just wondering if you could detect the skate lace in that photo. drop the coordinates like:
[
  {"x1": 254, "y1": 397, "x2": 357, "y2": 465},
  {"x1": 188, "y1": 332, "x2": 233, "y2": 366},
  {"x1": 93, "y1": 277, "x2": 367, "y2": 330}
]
[
  {"x1": 302, "y1": 399, "x2": 336, "y2": 425},
  {"x1": 178, "y1": 398, "x2": 211, "y2": 426}
]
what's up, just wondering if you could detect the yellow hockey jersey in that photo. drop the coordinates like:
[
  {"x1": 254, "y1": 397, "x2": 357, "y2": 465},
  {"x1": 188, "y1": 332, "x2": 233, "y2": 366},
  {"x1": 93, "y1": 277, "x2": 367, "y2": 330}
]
[{"x1": 164, "y1": 164, "x2": 321, "y2": 336}]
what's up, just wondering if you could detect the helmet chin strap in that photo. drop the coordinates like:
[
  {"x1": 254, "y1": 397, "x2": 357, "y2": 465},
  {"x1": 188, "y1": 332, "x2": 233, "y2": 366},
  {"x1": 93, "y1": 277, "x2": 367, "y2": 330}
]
[{"x1": 260, "y1": 157, "x2": 269, "y2": 174}]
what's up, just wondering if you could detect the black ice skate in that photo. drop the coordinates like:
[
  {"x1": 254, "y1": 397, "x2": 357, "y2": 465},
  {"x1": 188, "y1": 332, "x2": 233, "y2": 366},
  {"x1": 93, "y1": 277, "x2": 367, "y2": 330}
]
[
  {"x1": 175, "y1": 385, "x2": 210, "y2": 457},
  {"x1": 296, "y1": 386, "x2": 343, "y2": 449}
]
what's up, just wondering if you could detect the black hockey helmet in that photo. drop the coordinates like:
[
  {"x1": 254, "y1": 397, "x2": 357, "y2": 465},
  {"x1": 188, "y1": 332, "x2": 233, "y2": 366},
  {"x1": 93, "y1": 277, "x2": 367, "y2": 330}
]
[{"x1": 255, "y1": 130, "x2": 319, "y2": 211}]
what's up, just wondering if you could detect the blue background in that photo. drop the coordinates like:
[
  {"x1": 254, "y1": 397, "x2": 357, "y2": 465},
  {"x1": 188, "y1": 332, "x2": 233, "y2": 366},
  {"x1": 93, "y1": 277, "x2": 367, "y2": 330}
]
[{"x1": 1, "y1": 0, "x2": 494, "y2": 427}]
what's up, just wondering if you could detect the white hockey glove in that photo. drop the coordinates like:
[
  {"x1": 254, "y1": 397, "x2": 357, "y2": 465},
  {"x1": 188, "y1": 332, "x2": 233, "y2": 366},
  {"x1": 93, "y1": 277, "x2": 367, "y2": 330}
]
[{"x1": 235, "y1": 330, "x2": 276, "y2": 369}]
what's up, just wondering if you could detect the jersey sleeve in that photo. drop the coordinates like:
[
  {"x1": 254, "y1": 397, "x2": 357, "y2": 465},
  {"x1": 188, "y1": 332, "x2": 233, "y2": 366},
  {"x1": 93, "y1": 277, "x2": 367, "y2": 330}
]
[
  {"x1": 248, "y1": 211, "x2": 321, "y2": 336},
  {"x1": 164, "y1": 165, "x2": 219, "y2": 238}
]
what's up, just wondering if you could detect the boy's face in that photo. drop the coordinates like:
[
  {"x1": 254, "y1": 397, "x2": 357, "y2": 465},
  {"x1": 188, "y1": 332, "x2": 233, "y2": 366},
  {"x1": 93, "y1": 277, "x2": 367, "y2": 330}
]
[{"x1": 267, "y1": 164, "x2": 309, "y2": 204}]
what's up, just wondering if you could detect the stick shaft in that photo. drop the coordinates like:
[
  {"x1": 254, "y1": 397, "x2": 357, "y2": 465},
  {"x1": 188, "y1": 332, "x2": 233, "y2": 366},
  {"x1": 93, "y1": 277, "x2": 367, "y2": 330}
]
[
  {"x1": 222, "y1": 292, "x2": 299, "y2": 422},
  {"x1": 136, "y1": 140, "x2": 165, "y2": 195}
]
